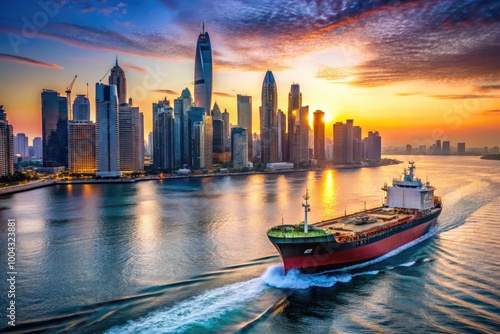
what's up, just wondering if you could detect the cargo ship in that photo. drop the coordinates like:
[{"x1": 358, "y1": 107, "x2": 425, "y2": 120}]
[{"x1": 267, "y1": 162, "x2": 442, "y2": 274}]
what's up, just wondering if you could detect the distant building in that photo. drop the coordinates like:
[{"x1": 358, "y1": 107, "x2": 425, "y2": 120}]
[
  {"x1": 109, "y1": 57, "x2": 127, "y2": 105},
  {"x1": 406, "y1": 144, "x2": 413, "y2": 155},
  {"x1": 213, "y1": 119, "x2": 224, "y2": 154},
  {"x1": 0, "y1": 105, "x2": 14, "y2": 176},
  {"x1": 442, "y1": 141, "x2": 450, "y2": 154},
  {"x1": 14, "y1": 133, "x2": 29, "y2": 159},
  {"x1": 364, "y1": 131, "x2": 382, "y2": 161},
  {"x1": 211, "y1": 102, "x2": 221, "y2": 120},
  {"x1": 194, "y1": 24, "x2": 213, "y2": 115},
  {"x1": 313, "y1": 110, "x2": 325, "y2": 161},
  {"x1": 491, "y1": 146, "x2": 499, "y2": 154},
  {"x1": 95, "y1": 83, "x2": 120, "y2": 177},
  {"x1": 41, "y1": 89, "x2": 68, "y2": 167},
  {"x1": 147, "y1": 132, "x2": 153, "y2": 156},
  {"x1": 33, "y1": 137, "x2": 42, "y2": 159},
  {"x1": 333, "y1": 119, "x2": 353, "y2": 164},
  {"x1": 296, "y1": 106, "x2": 310, "y2": 163},
  {"x1": 287, "y1": 84, "x2": 301, "y2": 163},
  {"x1": 203, "y1": 114, "x2": 213, "y2": 168},
  {"x1": 277, "y1": 109, "x2": 286, "y2": 162},
  {"x1": 119, "y1": 101, "x2": 144, "y2": 173},
  {"x1": 237, "y1": 94, "x2": 252, "y2": 160},
  {"x1": 222, "y1": 109, "x2": 230, "y2": 152},
  {"x1": 435, "y1": 139, "x2": 442, "y2": 154},
  {"x1": 72, "y1": 95, "x2": 90, "y2": 121},
  {"x1": 260, "y1": 70, "x2": 278, "y2": 163},
  {"x1": 154, "y1": 103, "x2": 175, "y2": 170},
  {"x1": 457, "y1": 142, "x2": 466, "y2": 155},
  {"x1": 231, "y1": 127, "x2": 248, "y2": 168},
  {"x1": 68, "y1": 120, "x2": 96, "y2": 173}
]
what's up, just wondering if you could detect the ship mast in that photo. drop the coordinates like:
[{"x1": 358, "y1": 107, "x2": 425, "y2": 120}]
[{"x1": 302, "y1": 189, "x2": 311, "y2": 233}]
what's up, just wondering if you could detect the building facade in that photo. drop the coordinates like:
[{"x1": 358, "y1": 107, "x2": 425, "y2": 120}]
[
  {"x1": 260, "y1": 70, "x2": 278, "y2": 163},
  {"x1": 237, "y1": 94, "x2": 252, "y2": 160},
  {"x1": 0, "y1": 105, "x2": 14, "y2": 176},
  {"x1": 41, "y1": 89, "x2": 68, "y2": 167},
  {"x1": 231, "y1": 127, "x2": 248, "y2": 168},
  {"x1": 109, "y1": 58, "x2": 127, "y2": 105},
  {"x1": 287, "y1": 84, "x2": 301, "y2": 162},
  {"x1": 313, "y1": 110, "x2": 325, "y2": 161},
  {"x1": 68, "y1": 120, "x2": 96, "y2": 173},
  {"x1": 95, "y1": 83, "x2": 120, "y2": 177},
  {"x1": 72, "y1": 95, "x2": 90, "y2": 121},
  {"x1": 194, "y1": 24, "x2": 213, "y2": 114}
]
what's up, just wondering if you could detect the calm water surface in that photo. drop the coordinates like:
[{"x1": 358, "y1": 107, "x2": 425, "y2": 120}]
[{"x1": 0, "y1": 156, "x2": 499, "y2": 333}]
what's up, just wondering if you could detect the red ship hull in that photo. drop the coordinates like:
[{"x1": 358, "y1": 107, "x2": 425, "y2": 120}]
[{"x1": 272, "y1": 216, "x2": 438, "y2": 274}]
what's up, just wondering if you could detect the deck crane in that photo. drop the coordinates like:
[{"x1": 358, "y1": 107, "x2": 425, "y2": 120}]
[{"x1": 65, "y1": 75, "x2": 77, "y2": 120}]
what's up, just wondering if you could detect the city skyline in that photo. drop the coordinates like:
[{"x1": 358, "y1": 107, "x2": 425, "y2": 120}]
[{"x1": 0, "y1": 1, "x2": 499, "y2": 147}]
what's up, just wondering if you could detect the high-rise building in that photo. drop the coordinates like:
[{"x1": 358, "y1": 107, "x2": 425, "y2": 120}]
[
  {"x1": 442, "y1": 141, "x2": 450, "y2": 154},
  {"x1": 194, "y1": 23, "x2": 213, "y2": 114},
  {"x1": 352, "y1": 125, "x2": 363, "y2": 162},
  {"x1": 222, "y1": 109, "x2": 230, "y2": 152},
  {"x1": 14, "y1": 133, "x2": 29, "y2": 159},
  {"x1": 297, "y1": 106, "x2": 310, "y2": 163},
  {"x1": 41, "y1": 89, "x2": 68, "y2": 167},
  {"x1": 260, "y1": 70, "x2": 278, "y2": 163},
  {"x1": 154, "y1": 103, "x2": 175, "y2": 170},
  {"x1": 119, "y1": 102, "x2": 144, "y2": 173},
  {"x1": 435, "y1": 139, "x2": 442, "y2": 154},
  {"x1": 457, "y1": 142, "x2": 466, "y2": 154},
  {"x1": 33, "y1": 137, "x2": 42, "y2": 159},
  {"x1": 68, "y1": 120, "x2": 96, "y2": 173},
  {"x1": 231, "y1": 127, "x2": 248, "y2": 168},
  {"x1": 277, "y1": 109, "x2": 286, "y2": 162},
  {"x1": 0, "y1": 105, "x2": 14, "y2": 176},
  {"x1": 211, "y1": 102, "x2": 221, "y2": 120},
  {"x1": 109, "y1": 57, "x2": 127, "y2": 105},
  {"x1": 203, "y1": 114, "x2": 213, "y2": 168},
  {"x1": 212, "y1": 119, "x2": 224, "y2": 154},
  {"x1": 288, "y1": 84, "x2": 301, "y2": 162},
  {"x1": 333, "y1": 119, "x2": 354, "y2": 164},
  {"x1": 313, "y1": 110, "x2": 325, "y2": 161},
  {"x1": 406, "y1": 144, "x2": 413, "y2": 155},
  {"x1": 72, "y1": 95, "x2": 90, "y2": 121},
  {"x1": 364, "y1": 131, "x2": 381, "y2": 161},
  {"x1": 237, "y1": 94, "x2": 252, "y2": 160},
  {"x1": 95, "y1": 83, "x2": 120, "y2": 177}
]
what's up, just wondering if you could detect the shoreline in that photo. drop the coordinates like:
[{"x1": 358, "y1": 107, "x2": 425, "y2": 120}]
[{"x1": 0, "y1": 159, "x2": 402, "y2": 196}]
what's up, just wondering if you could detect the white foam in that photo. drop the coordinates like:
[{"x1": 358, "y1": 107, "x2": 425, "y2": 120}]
[
  {"x1": 105, "y1": 277, "x2": 265, "y2": 334},
  {"x1": 262, "y1": 265, "x2": 353, "y2": 289},
  {"x1": 400, "y1": 261, "x2": 416, "y2": 267}
]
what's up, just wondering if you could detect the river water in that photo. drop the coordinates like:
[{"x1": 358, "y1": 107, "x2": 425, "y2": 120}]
[{"x1": 0, "y1": 156, "x2": 499, "y2": 333}]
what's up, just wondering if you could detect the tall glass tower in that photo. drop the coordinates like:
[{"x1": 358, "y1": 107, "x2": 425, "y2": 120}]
[
  {"x1": 194, "y1": 22, "x2": 212, "y2": 115},
  {"x1": 260, "y1": 70, "x2": 278, "y2": 163}
]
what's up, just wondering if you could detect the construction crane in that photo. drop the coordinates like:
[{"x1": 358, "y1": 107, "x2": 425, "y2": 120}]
[
  {"x1": 65, "y1": 75, "x2": 77, "y2": 120},
  {"x1": 99, "y1": 68, "x2": 111, "y2": 83}
]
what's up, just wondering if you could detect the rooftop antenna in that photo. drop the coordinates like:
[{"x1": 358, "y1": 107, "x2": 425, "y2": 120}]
[
  {"x1": 86, "y1": 83, "x2": 88, "y2": 97},
  {"x1": 202, "y1": 20, "x2": 205, "y2": 34},
  {"x1": 115, "y1": 54, "x2": 118, "y2": 66}
]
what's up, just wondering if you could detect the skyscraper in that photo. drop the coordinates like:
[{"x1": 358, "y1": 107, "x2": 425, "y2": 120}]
[
  {"x1": 72, "y1": 95, "x2": 90, "y2": 121},
  {"x1": 231, "y1": 127, "x2": 248, "y2": 168},
  {"x1": 194, "y1": 23, "x2": 212, "y2": 114},
  {"x1": 222, "y1": 109, "x2": 230, "y2": 152},
  {"x1": 14, "y1": 133, "x2": 29, "y2": 159},
  {"x1": 109, "y1": 57, "x2": 127, "y2": 105},
  {"x1": 364, "y1": 131, "x2": 381, "y2": 161},
  {"x1": 154, "y1": 101, "x2": 176, "y2": 170},
  {"x1": 457, "y1": 142, "x2": 466, "y2": 154},
  {"x1": 278, "y1": 109, "x2": 286, "y2": 162},
  {"x1": 33, "y1": 137, "x2": 42, "y2": 159},
  {"x1": 211, "y1": 102, "x2": 221, "y2": 120},
  {"x1": 333, "y1": 119, "x2": 354, "y2": 164},
  {"x1": 41, "y1": 89, "x2": 68, "y2": 167},
  {"x1": 237, "y1": 94, "x2": 252, "y2": 160},
  {"x1": 288, "y1": 84, "x2": 301, "y2": 162},
  {"x1": 297, "y1": 106, "x2": 310, "y2": 163},
  {"x1": 260, "y1": 70, "x2": 278, "y2": 163},
  {"x1": 0, "y1": 105, "x2": 14, "y2": 176},
  {"x1": 119, "y1": 102, "x2": 144, "y2": 173},
  {"x1": 68, "y1": 120, "x2": 96, "y2": 173},
  {"x1": 95, "y1": 83, "x2": 120, "y2": 177},
  {"x1": 313, "y1": 110, "x2": 325, "y2": 161},
  {"x1": 442, "y1": 141, "x2": 450, "y2": 154}
]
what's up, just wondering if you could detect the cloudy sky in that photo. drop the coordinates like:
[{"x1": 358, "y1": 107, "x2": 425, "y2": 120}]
[{"x1": 0, "y1": 0, "x2": 499, "y2": 147}]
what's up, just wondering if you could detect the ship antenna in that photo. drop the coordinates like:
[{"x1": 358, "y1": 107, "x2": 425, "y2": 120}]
[
  {"x1": 282, "y1": 215, "x2": 284, "y2": 226},
  {"x1": 302, "y1": 189, "x2": 310, "y2": 234}
]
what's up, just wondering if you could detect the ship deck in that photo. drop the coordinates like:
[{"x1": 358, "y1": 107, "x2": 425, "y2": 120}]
[{"x1": 314, "y1": 207, "x2": 415, "y2": 235}]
